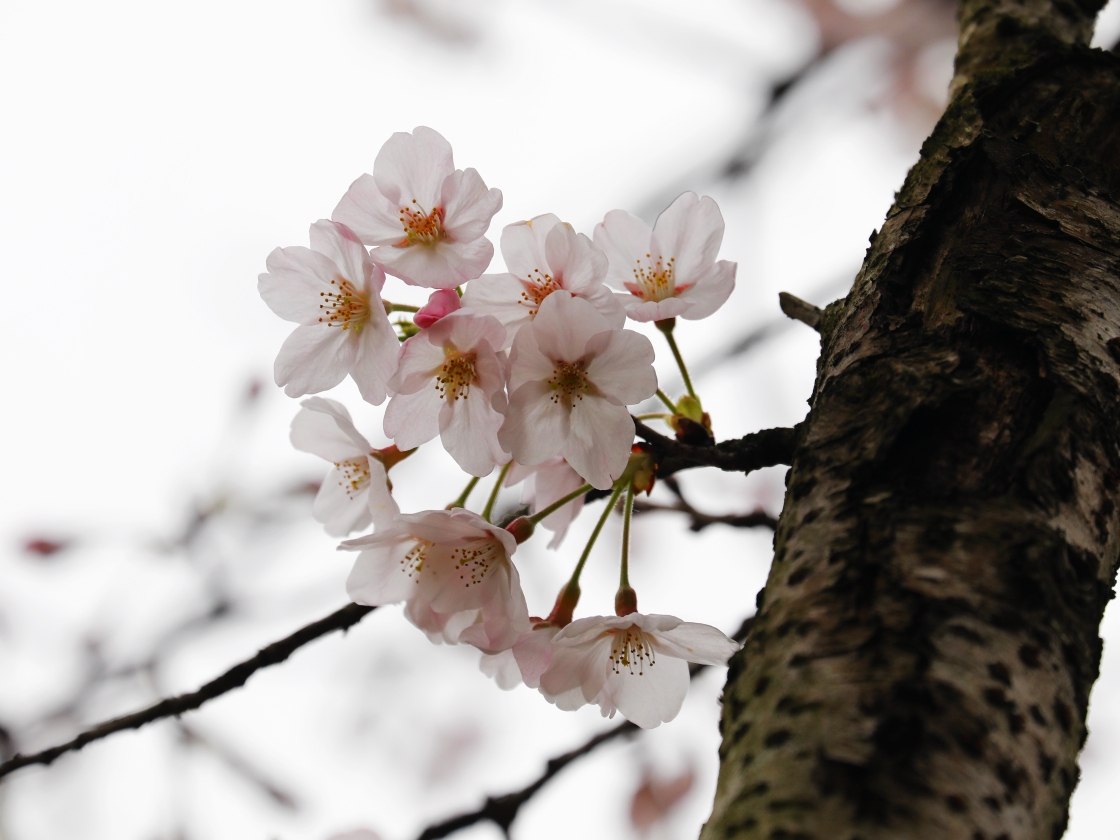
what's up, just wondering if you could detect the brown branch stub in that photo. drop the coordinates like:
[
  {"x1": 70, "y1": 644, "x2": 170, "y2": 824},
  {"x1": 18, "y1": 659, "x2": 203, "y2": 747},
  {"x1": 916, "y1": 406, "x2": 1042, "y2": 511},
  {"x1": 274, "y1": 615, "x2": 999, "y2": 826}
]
[
  {"x1": 0, "y1": 602, "x2": 375, "y2": 781},
  {"x1": 778, "y1": 292, "x2": 823, "y2": 331},
  {"x1": 633, "y1": 418, "x2": 801, "y2": 479},
  {"x1": 633, "y1": 499, "x2": 779, "y2": 532}
]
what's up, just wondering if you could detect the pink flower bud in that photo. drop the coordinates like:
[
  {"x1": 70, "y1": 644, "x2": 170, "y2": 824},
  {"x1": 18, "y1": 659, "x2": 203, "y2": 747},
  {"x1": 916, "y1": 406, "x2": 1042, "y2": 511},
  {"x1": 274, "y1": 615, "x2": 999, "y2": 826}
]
[
  {"x1": 504, "y1": 516, "x2": 536, "y2": 544},
  {"x1": 413, "y1": 288, "x2": 462, "y2": 328}
]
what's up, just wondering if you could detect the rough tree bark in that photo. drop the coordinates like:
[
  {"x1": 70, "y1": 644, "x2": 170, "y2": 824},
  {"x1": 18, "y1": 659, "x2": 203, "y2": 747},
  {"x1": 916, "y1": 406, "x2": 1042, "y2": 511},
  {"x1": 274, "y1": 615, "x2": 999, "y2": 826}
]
[{"x1": 702, "y1": 1, "x2": 1120, "y2": 838}]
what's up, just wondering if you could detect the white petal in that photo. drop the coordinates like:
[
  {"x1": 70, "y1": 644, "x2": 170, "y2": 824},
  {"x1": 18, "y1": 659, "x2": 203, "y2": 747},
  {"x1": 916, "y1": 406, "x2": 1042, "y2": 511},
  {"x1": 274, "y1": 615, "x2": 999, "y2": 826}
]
[
  {"x1": 309, "y1": 219, "x2": 372, "y2": 289},
  {"x1": 622, "y1": 296, "x2": 691, "y2": 323},
  {"x1": 460, "y1": 272, "x2": 535, "y2": 346},
  {"x1": 530, "y1": 291, "x2": 611, "y2": 363},
  {"x1": 351, "y1": 311, "x2": 401, "y2": 405},
  {"x1": 383, "y1": 386, "x2": 442, "y2": 450},
  {"x1": 513, "y1": 625, "x2": 559, "y2": 688},
  {"x1": 388, "y1": 333, "x2": 444, "y2": 395},
  {"x1": 649, "y1": 193, "x2": 724, "y2": 284},
  {"x1": 480, "y1": 649, "x2": 522, "y2": 690},
  {"x1": 583, "y1": 329, "x2": 657, "y2": 406},
  {"x1": 647, "y1": 619, "x2": 741, "y2": 666},
  {"x1": 506, "y1": 322, "x2": 559, "y2": 393},
  {"x1": 373, "y1": 126, "x2": 454, "y2": 209},
  {"x1": 274, "y1": 324, "x2": 356, "y2": 397},
  {"x1": 545, "y1": 224, "x2": 607, "y2": 295},
  {"x1": 331, "y1": 173, "x2": 406, "y2": 246},
  {"x1": 676, "y1": 259, "x2": 736, "y2": 321},
  {"x1": 431, "y1": 310, "x2": 506, "y2": 358},
  {"x1": 593, "y1": 210, "x2": 653, "y2": 290},
  {"x1": 564, "y1": 397, "x2": 634, "y2": 490},
  {"x1": 345, "y1": 540, "x2": 418, "y2": 606},
  {"x1": 601, "y1": 651, "x2": 690, "y2": 729},
  {"x1": 290, "y1": 396, "x2": 370, "y2": 460},
  {"x1": 499, "y1": 380, "x2": 569, "y2": 467},
  {"x1": 581, "y1": 283, "x2": 627, "y2": 330},
  {"x1": 439, "y1": 385, "x2": 506, "y2": 476},
  {"x1": 376, "y1": 237, "x2": 494, "y2": 288},
  {"x1": 440, "y1": 167, "x2": 503, "y2": 243},
  {"x1": 313, "y1": 466, "x2": 373, "y2": 536},
  {"x1": 531, "y1": 459, "x2": 587, "y2": 548},
  {"x1": 366, "y1": 458, "x2": 401, "y2": 530},
  {"x1": 501, "y1": 215, "x2": 557, "y2": 280},
  {"x1": 258, "y1": 245, "x2": 345, "y2": 324}
]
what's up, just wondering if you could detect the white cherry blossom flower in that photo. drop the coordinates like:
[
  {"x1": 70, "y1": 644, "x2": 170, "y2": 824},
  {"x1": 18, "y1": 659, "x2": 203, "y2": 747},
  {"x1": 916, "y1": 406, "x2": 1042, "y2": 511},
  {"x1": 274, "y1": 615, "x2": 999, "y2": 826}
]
[
  {"x1": 538, "y1": 613, "x2": 740, "y2": 728},
  {"x1": 383, "y1": 310, "x2": 509, "y2": 476},
  {"x1": 343, "y1": 509, "x2": 529, "y2": 652},
  {"x1": 290, "y1": 397, "x2": 400, "y2": 536},
  {"x1": 479, "y1": 621, "x2": 560, "y2": 690},
  {"x1": 462, "y1": 214, "x2": 624, "y2": 347},
  {"x1": 499, "y1": 291, "x2": 656, "y2": 490},
  {"x1": 333, "y1": 126, "x2": 502, "y2": 289},
  {"x1": 594, "y1": 192, "x2": 736, "y2": 323},
  {"x1": 258, "y1": 220, "x2": 399, "y2": 403},
  {"x1": 505, "y1": 457, "x2": 586, "y2": 549}
]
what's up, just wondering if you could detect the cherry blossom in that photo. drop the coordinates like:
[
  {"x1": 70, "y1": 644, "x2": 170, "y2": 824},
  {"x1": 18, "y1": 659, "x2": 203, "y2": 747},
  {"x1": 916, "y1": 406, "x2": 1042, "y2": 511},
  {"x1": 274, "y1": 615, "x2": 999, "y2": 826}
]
[
  {"x1": 479, "y1": 621, "x2": 559, "y2": 690},
  {"x1": 499, "y1": 291, "x2": 656, "y2": 490},
  {"x1": 290, "y1": 397, "x2": 400, "y2": 536},
  {"x1": 537, "y1": 613, "x2": 740, "y2": 728},
  {"x1": 461, "y1": 214, "x2": 624, "y2": 346},
  {"x1": 413, "y1": 288, "x2": 461, "y2": 329},
  {"x1": 258, "y1": 220, "x2": 399, "y2": 403},
  {"x1": 505, "y1": 457, "x2": 587, "y2": 549},
  {"x1": 594, "y1": 192, "x2": 736, "y2": 323},
  {"x1": 333, "y1": 126, "x2": 502, "y2": 289},
  {"x1": 343, "y1": 509, "x2": 529, "y2": 652},
  {"x1": 383, "y1": 310, "x2": 509, "y2": 476}
]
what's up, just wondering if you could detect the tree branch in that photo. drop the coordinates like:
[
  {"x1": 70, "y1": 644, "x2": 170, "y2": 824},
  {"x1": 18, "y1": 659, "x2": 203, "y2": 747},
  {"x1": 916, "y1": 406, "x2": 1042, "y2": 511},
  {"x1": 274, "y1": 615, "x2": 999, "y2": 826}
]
[
  {"x1": 633, "y1": 499, "x2": 778, "y2": 532},
  {"x1": 0, "y1": 602, "x2": 375, "y2": 781},
  {"x1": 415, "y1": 616, "x2": 756, "y2": 840},
  {"x1": 633, "y1": 418, "x2": 801, "y2": 479}
]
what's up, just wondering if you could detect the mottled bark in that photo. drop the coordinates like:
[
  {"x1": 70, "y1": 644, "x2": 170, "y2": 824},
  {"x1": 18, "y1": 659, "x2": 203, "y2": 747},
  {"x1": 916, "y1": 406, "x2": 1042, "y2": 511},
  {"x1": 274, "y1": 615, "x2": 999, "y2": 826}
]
[{"x1": 702, "y1": 2, "x2": 1120, "y2": 838}]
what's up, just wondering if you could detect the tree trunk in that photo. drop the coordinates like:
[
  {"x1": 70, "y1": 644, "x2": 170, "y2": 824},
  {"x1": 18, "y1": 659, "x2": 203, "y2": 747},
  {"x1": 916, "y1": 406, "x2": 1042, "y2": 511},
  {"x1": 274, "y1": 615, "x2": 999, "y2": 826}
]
[{"x1": 701, "y1": 2, "x2": 1120, "y2": 838}]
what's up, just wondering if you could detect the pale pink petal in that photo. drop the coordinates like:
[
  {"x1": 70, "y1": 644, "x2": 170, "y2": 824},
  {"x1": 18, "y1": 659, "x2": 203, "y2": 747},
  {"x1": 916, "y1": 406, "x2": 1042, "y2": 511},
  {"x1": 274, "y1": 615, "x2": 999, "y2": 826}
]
[
  {"x1": 366, "y1": 458, "x2": 400, "y2": 529},
  {"x1": 544, "y1": 224, "x2": 607, "y2": 295},
  {"x1": 438, "y1": 386, "x2": 506, "y2": 476},
  {"x1": 376, "y1": 237, "x2": 494, "y2": 289},
  {"x1": 460, "y1": 272, "x2": 536, "y2": 345},
  {"x1": 512, "y1": 625, "x2": 560, "y2": 688},
  {"x1": 309, "y1": 220, "x2": 372, "y2": 289},
  {"x1": 432, "y1": 310, "x2": 506, "y2": 357},
  {"x1": 649, "y1": 192, "x2": 724, "y2": 284},
  {"x1": 675, "y1": 259, "x2": 736, "y2": 321},
  {"x1": 539, "y1": 644, "x2": 596, "y2": 707},
  {"x1": 582, "y1": 329, "x2": 658, "y2": 406},
  {"x1": 331, "y1": 173, "x2": 406, "y2": 246},
  {"x1": 580, "y1": 283, "x2": 627, "y2": 329},
  {"x1": 601, "y1": 652, "x2": 690, "y2": 729},
  {"x1": 499, "y1": 380, "x2": 569, "y2": 467},
  {"x1": 274, "y1": 324, "x2": 356, "y2": 397},
  {"x1": 258, "y1": 246, "x2": 343, "y2": 324},
  {"x1": 290, "y1": 396, "x2": 370, "y2": 460},
  {"x1": 352, "y1": 314, "x2": 401, "y2": 405},
  {"x1": 414, "y1": 288, "x2": 462, "y2": 329},
  {"x1": 313, "y1": 466, "x2": 373, "y2": 536},
  {"x1": 468, "y1": 563, "x2": 530, "y2": 652},
  {"x1": 506, "y1": 324, "x2": 559, "y2": 393},
  {"x1": 649, "y1": 621, "x2": 741, "y2": 666},
  {"x1": 500, "y1": 215, "x2": 557, "y2": 280},
  {"x1": 345, "y1": 539, "x2": 419, "y2": 606},
  {"x1": 440, "y1": 167, "x2": 503, "y2": 243},
  {"x1": 531, "y1": 459, "x2": 587, "y2": 548},
  {"x1": 383, "y1": 386, "x2": 442, "y2": 450},
  {"x1": 479, "y1": 649, "x2": 522, "y2": 690},
  {"x1": 621, "y1": 296, "x2": 691, "y2": 323},
  {"x1": 388, "y1": 334, "x2": 444, "y2": 395},
  {"x1": 593, "y1": 209, "x2": 653, "y2": 290},
  {"x1": 563, "y1": 397, "x2": 634, "y2": 490},
  {"x1": 530, "y1": 291, "x2": 611, "y2": 363},
  {"x1": 553, "y1": 614, "x2": 620, "y2": 647},
  {"x1": 372, "y1": 126, "x2": 455, "y2": 209}
]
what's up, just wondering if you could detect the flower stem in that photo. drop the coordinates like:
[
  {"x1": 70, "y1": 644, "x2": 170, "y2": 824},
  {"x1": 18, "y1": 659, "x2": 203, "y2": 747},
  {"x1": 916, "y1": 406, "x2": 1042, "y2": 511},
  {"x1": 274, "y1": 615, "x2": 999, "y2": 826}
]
[
  {"x1": 384, "y1": 301, "x2": 420, "y2": 314},
  {"x1": 656, "y1": 319, "x2": 698, "y2": 402},
  {"x1": 566, "y1": 481, "x2": 626, "y2": 588},
  {"x1": 620, "y1": 483, "x2": 634, "y2": 588},
  {"x1": 447, "y1": 475, "x2": 480, "y2": 510},
  {"x1": 527, "y1": 483, "x2": 592, "y2": 526},
  {"x1": 481, "y1": 463, "x2": 512, "y2": 522},
  {"x1": 655, "y1": 389, "x2": 677, "y2": 413},
  {"x1": 635, "y1": 412, "x2": 672, "y2": 422}
]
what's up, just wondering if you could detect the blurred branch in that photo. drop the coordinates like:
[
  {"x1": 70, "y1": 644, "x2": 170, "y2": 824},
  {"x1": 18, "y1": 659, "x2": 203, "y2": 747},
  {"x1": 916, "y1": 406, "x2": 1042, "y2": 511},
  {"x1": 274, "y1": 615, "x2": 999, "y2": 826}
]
[
  {"x1": 415, "y1": 615, "x2": 757, "y2": 840},
  {"x1": 633, "y1": 497, "x2": 777, "y2": 533},
  {"x1": 0, "y1": 603, "x2": 375, "y2": 781},
  {"x1": 177, "y1": 722, "x2": 299, "y2": 811},
  {"x1": 633, "y1": 418, "x2": 802, "y2": 478}
]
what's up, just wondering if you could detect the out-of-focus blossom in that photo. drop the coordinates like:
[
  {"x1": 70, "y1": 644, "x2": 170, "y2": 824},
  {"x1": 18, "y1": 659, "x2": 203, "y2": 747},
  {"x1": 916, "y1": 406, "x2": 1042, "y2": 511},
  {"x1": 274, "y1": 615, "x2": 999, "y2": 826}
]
[
  {"x1": 629, "y1": 766, "x2": 696, "y2": 834},
  {"x1": 462, "y1": 214, "x2": 624, "y2": 347},
  {"x1": 538, "y1": 613, "x2": 740, "y2": 728},
  {"x1": 479, "y1": 621, "x2": 560, "y2": 690},
  {"x1": 333, "y1": 126, "x2": 502, "y2": 288},
  {"x1": 505, "y1": 457, "x2": 586, "y2": 549},
  {"x1": 259, "y1": 220, "x2": 399, "y2": 403},
  {"x1": 383, "y1": 310, "x2": 509, "y2": 476},
  {"x1": 343, "y1": 509, "x2": 528, "y2": 652},
  {"x1": 414, "y1": 288, "x2": 462, "y2": 328},
  {"x1": 21, "y1": 536, "x2": 72, "y2": 558},
  {"x1": 594, "y1": 192, "x2": 735, "y2": 323},
  {"x1": 499, "y1": 292, "x2": 656, "y2": 490},
  {"x1": 290, "y1": 397, "x2": 400, "y2": 536}
]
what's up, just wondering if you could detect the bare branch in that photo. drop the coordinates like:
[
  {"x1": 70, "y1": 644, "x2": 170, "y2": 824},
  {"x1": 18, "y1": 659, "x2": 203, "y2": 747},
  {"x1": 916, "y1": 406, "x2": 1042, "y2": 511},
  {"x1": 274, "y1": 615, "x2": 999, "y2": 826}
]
[
  {"x1": 0, "y1": 603, "x2": 375, "y2": 781},
  {"x1": 633, "y1": 499, "x2": 778, "y2": 532},
  {"x1": 415, "y1": 616, "x2": 756, "y2": 840},
  {"x1": 778, "y1": 292, "x2": 822, "y2": 331},
  {"x1": 633, "y1": 418, "x2": 801, "y2": 479}
]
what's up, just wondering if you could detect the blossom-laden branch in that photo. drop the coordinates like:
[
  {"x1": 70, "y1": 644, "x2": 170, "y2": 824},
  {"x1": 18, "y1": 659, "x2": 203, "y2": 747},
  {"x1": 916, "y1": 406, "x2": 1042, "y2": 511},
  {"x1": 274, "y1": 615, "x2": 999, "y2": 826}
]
[
  {"x1": 416, "y1": 616, "x2": 756, "y2": 840},
  {"x1": 632, "y1": 417, "x2": 802, "y2": 479},
  {"x1": 0, "y1": 603, "x2": 376, "y2": 781}
]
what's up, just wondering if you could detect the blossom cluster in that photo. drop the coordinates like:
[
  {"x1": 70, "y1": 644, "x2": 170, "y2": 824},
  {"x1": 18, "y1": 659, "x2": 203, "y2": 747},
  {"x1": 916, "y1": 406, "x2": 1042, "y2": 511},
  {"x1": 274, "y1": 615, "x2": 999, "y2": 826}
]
[{"x1": 260, "y1": 127, "x2": 741, "y2": 728}]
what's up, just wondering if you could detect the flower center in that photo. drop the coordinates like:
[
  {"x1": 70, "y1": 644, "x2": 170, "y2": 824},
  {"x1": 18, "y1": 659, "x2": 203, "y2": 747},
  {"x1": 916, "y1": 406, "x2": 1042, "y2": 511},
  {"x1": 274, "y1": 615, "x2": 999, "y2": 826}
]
[
  {"x1": 610, "y1": 626, "x2": 655, "y2": 675},
  {"x1": 436, "y1": 351, "x2": 478, "y2": 401},
  {"x1": 625, "y1": 253, "x2": 677, "y2": 302},
  {"x1": 547, "y1": 362, "x2": 591, "y2": 406},
  {"x1": 318, "y1": 277, "x2": 370, "y2": 332},
  {"x1": 398, "y1": 200, "x2": 446, "y2": 247},
  {"x1": 450, "y1": 538, "x2": 505, "y2": 588},
  {"x1": 334, "y1": 457, "x2": 372, "y2": 499},
  {"x1": 400, "y1": 538, "x2": 433, "y2": 581},
  {"x1": 518, "y1": 269, "x2": 562, "y2": 316}
]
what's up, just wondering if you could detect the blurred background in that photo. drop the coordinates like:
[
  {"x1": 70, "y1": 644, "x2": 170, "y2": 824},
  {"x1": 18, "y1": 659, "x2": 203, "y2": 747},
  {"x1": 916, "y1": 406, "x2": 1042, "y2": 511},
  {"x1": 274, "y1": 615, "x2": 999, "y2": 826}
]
[{"x1": 2, "y1": 1, "x2": 1120, "y2": 838}]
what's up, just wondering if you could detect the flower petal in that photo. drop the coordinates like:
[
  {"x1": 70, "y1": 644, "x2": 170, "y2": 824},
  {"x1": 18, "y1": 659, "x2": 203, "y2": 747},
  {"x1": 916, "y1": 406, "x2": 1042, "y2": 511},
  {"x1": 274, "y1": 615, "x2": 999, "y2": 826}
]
[
  {"x1": 530, "y1": 291, "x2": 611, "y2": 363},
  {"x1": 290, "y1": 396, "x2": 370, "y2": 460},
  {"x1": 647, "y1": 619, "x2": 741, "y2": 666},
  {"x1": 676, "y1": 259, "x2": 736, "y2": 321},
  {"x1": 383, "y1": 386, "x2": 442, "y2": 450},
  {"x1": 601, "y1": 651, "x2": 690, "y2": 729},
  {"x1": 440, "y1": 167, "x2": 503, "y2": 244},
  {"x1": 499, "y1": 380, "x2": 569, "y2": 467},
  {"x1": 258, "y1": 245, "x2": 344, "y2": 324},
  {"x1": 500, "y1": 214, "x2": 557, "y2": 280},
  {"x1": 331, "y1": 173, "x2": 406, "y2": 246},
  {"x1": 593, "y1": 209, "x2": 653, "y2": 291},
  {"x1": 345, "y1": 539, "x2": 418, "y2": 606},
  {"x1": 375, "y1": 237, "x2": 494, "y2": 289},
  {"x1": 351, "y1": 313, "x2": 401, "y2": 406},
  {"x1": 583, "y1": 328, "x2": 657, "y2": 406},
  {"x1": 544, "y1": 224, "x2": 607, "y2": 296},
  {"x1": 274, "y1": 324, "x2": 356, "y2": 397},
  {"x1": 460, "y1": 272, "x2": 536, "y2": 346},
  {"x1": 313, "y1": 466, "x2": 374, "y2": 536},
  {"x1": 564, "y1": 397, "x2": 634, "y2": 490},
  {"x1": 372, "y1": 126, "x2": 454, "y2": 210},
  {"x1": 621, "y1": 296, "x2": 691, "y2": 323},
  {"x1": 309, "y1": 220, "x2": 372, "y2": 289},
  {"x1": 649, "y1": 192, "x2": 724, "y2": 284},
  {"x1": 438, "y1": 384, "x2": 506, "y2": 476}
]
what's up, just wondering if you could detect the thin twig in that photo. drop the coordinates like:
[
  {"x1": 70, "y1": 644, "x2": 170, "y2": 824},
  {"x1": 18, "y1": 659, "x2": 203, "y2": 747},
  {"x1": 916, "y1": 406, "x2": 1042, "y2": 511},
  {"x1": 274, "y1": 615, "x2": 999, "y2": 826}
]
[
  {"x1": 633, "y1": 499, "x2": 778, "y2": 532},
  {"x1": 415, "y1": 615, "x2": 756, "y2": 840},
  {"x1": 633, "y1": 418, "x2": 802, "y2": 479},
  {"x1": 0, "y1": 603, "x2": 375, "y2": 781}
]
